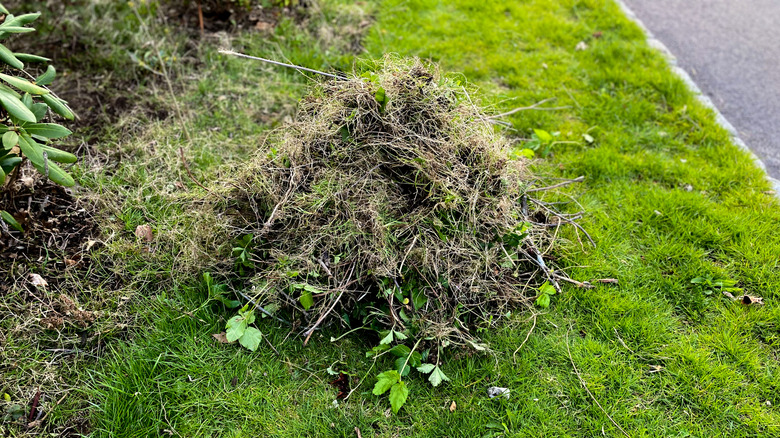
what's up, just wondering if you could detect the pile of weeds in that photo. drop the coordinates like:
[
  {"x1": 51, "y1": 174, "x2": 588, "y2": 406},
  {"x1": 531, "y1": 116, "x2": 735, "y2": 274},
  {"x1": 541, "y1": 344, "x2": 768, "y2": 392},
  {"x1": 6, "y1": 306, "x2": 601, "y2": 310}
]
[{"x1": 217, "y1": 58, "x2": 569, "y2": 349}]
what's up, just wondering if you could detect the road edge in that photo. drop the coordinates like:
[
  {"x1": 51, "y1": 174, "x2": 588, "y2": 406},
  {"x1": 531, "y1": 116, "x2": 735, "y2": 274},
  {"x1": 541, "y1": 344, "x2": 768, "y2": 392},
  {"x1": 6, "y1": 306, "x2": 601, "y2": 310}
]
[{"x1": 613, "y1": 0, "x2": 780, "y2": 196}]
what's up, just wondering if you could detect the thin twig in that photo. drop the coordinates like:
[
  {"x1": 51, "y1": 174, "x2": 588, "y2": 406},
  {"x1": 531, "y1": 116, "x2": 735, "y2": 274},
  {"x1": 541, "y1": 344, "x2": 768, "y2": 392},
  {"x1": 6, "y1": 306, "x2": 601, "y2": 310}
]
[
  {"x1": 283, "y1": 359, "x2": 325, "y2": 384},
  {"x1": 398, "y1": 235, "x2": 418, "y2": 274},
  {"x1": 553, "y1": 273, "x2": 595, "y2": 289},
  {"x1": 530, "y1": 198, "x2": 596, "y2": 247},
  {"x1": 487, "y1": 98, "x2": 570, "y2": 119},
  {"x1": 512, "y1": 313, "x2": 538, "y2": 364},
  {"x1": 260, "y1": 167, "x2": 297, "y2": 235},
  {"x1": 263, "y1": 334, "x2": 280, "y2": 356},
  {"x1": 303, "y1": 290, "x2": 345, "y2": 346},
  {"x1": 219, "y1": 50, "x2": 347, "y2": 80},
  {"x1": 343, "y1": 358, "x2": 376, "y2": 401},
  {"x1": 303, "y1": 263, "x2": 355, "y2": 345},
  {"x1": 27, "y1": 389, "x2": 41, "y2": 423},
  {"x1": 566, "y1": 326, "x2": 630, "y2": 437},
  {"x1": 197, "y1": 0, "x2": 204, "y2": 36},
  {"x1": 318, "y1": 257, "x2": 334, "y2": 278},
  {"x1": 526, "y1": 176, "x2": 585, "y2": 193},
  {"x1": 613, "y1": 328, "x2": 635, "y2": 354},
  {"x1": 32, "y1": 392, "x2": 68, "y2": 426},
  {"x1": 178, "y1": 147, "x2": 212, "y2": 193}
]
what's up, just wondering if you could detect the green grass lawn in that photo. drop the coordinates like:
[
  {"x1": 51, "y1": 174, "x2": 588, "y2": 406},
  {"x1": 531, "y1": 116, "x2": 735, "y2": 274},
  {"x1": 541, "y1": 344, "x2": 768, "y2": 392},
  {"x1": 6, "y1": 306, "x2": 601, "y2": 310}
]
[{"x1": 2, "y1": 0, "x2": 779, "y2": 437}]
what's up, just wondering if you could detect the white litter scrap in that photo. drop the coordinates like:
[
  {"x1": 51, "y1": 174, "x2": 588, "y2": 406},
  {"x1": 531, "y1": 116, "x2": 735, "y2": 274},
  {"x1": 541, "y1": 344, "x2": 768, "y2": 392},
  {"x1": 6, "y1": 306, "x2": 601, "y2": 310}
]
[{"x1": 487, "y1": 387, "x2": 510, "y2": 399}]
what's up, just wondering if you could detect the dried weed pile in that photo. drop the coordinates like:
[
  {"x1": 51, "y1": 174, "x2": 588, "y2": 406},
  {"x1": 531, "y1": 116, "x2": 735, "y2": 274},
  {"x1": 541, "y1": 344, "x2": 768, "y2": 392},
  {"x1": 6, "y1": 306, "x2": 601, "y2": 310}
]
[{"x1": 219, "y1": 58, "x2": 568, "y2": 347}]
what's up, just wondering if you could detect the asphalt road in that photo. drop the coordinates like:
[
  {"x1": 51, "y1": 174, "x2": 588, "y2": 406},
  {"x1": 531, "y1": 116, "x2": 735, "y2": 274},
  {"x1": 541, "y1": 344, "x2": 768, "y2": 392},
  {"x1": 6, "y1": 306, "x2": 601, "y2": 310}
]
[{"x1": 622, "y1": 0, "x2": 780, "y2": 178}]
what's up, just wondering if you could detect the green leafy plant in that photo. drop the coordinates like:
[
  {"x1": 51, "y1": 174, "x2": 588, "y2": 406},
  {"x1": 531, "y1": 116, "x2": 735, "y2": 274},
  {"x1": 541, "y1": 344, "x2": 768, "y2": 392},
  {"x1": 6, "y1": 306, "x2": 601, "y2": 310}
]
[
  {"x1": 232, "y1": 234, "x2": 255, "y2": 274},
  {"x1": 225, "y1": 305, "x2": 263, "y2": 351},
  {"x1": 203, "y1": 272, "x2": 241, "y2": 309},
  {"x1": 0, "y1": 3, "x2": 75, "y2": 231},
  {"x1": 690, "y1": 275, "x2": 742, "y2": 296},
  {"x1": 369, "y1": 335, "x2": 450, "y2": 413},
  {"x1": 372, "y1": 370, "x2": 409, "y2": 414},
  {"x1": 534, "y1": 282, "x2": 556, "y2": 308},
  {"x1": 525, "y1": 129, "x2": 555, "y2": 157}
]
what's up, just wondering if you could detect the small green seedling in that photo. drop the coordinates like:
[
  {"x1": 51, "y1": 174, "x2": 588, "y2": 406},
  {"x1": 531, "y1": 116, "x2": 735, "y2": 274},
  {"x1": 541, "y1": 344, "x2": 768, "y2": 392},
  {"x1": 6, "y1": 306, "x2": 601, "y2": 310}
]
[
  {"x1": 370, "y1": 336, "x2": 451, "y2": 414},
  {"x1": 534, "y1": 282, "x2": 556, "y2": 308},
  {"x1": 373, "y1": 370, "x2": 409, "y2": 414},
  {"x1": 203, "y1": 272, "x2": 241, "y2": 309},
  {"x1": 232, "y1": 234, "x2": 255, "y2": 274},
  {"x1": 225, "y1": 305, "x2": 263, "y2": 351}
]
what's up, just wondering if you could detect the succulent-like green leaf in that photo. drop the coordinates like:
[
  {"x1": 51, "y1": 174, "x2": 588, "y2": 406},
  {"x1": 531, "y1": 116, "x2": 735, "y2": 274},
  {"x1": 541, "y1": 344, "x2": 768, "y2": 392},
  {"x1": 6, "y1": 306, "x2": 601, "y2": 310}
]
[
  {"x1": 21, "y1": 92, "x2": 32, "y2": 109},
  {"x1": 534, "y1": 128, "x2": 553, "y2": 143},
  {"x1": 427, "y1": 365, "x2": 450, "y2": 387},
  {"x1": 39, "y1": 144, "x2": 76, "y2": 164},
  {"x1": 0, "y1": 26, "x2": 34, "y2": 34},
  {"x1": 0, "y1": 89, "x2": 35, "y2": 122},
  {"x1": 416, "y1": 363, "x2": 435, "y2": 374},
  {"x1": 225, "y1": 314, "x2": 247, "y2": 342},
  {"x1": 36, "y1": 65, "x2": 55, "y2": 86},
  {"x1": 41, "y1": 94, "x2": 74, "y2": 120},
  {"x1": 43, "y1": 160, "x2": 74, "y2": 187},
  {"x1": 379, "y1": 330, "x2": 394, "y2": 345},
  {"x1": 389, "y1": 344, "x2": 411, "y2": 358},
  {"x1": 0, "y1": 43, "x2": 22, "y2": 69},
  {"x1": 2, "y1": 12, "x2": 40, "y2": 27},
  {"x1": 17, "y1": 134, "x2": 51, "y2": 169},
  {"x1": 2, "y1": 130, "x2": 17, "y2": 149},
  {"x1": 0, "y1": 83, "x2": 19, "y2": 98},
  {"x1": 30, "y1": 103, "x2": 47, "y2": 121},
  {"x1": 1, "y1": 210, "x2": 23, "y2": 232},
  {"x1": 299, "y1": 289, "x2": 314, "y2": 310},
  {"x1": 535, "y1": 292, "x2": 551, "y2": 308},
  {"x1": 19, "y1": 134, "x2": 73, "y2": 186},
  {"x1": 0, "y1": 155, "x2": 21, "y2": 174},
  {"x1": 21, "y1": 123, "x2": 71, "y2": 139},
  {"x1": 0, "y1": 73, "x2": 49, "y2": 95},
  {"x1": 0, "y1": 4, "x2": 9, "y2": 15},
  {"x1": 13, "y1": 53, "x2": 49, "y2": 63},
  {"x1": 395, "y1": 356, "x2": 412, "y2": 377}
]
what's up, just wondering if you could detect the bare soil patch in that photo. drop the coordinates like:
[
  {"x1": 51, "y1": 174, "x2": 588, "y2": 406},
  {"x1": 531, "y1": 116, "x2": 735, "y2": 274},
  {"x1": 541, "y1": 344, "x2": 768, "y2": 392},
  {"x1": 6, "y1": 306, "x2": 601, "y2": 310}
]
[{"x1": 0, "y1": 165, "x2": 97, "y2": 290}]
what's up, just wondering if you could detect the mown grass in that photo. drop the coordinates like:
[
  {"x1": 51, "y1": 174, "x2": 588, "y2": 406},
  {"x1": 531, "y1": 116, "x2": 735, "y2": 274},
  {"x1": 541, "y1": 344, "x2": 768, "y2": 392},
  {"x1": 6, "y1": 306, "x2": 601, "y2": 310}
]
[{"x1": 3, "y1": 0, "x2": 780, "y2": 436}]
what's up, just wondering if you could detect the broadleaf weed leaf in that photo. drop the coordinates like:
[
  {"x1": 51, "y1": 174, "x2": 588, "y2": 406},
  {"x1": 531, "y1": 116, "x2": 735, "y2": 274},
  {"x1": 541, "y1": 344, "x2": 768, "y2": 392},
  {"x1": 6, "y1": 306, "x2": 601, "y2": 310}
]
[
  {"x1": 226, "y1": 315, "x2": 247, "y2": 342},
  {"x1": 416, "y1": 363, "x2": 435, "y2": 374},
  {"x1": 373, "y1": 370, "x2": 399, "y2": 395},
  {"x1": 389, "y1": 381, "x2": 409, "y2": 414},
  {"x1": 428, "y1": 365, "x2": 450, "y2": 387},
  {"x1": 238, "y1": 327, "x2": 262, "y2": 352}
]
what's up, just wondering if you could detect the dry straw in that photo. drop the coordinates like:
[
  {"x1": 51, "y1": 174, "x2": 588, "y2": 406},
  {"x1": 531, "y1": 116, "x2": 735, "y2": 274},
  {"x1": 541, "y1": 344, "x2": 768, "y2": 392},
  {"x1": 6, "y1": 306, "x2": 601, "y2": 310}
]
[{"x1": 212, "y1": 56, "x2": 577, "y2": 348}]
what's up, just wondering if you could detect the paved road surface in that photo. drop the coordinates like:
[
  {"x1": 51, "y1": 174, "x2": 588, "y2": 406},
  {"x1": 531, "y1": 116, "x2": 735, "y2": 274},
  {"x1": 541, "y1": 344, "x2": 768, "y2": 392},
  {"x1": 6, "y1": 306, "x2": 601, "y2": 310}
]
[{"x1": 622, "y1": 0, "x2": 780, "y2": 178}]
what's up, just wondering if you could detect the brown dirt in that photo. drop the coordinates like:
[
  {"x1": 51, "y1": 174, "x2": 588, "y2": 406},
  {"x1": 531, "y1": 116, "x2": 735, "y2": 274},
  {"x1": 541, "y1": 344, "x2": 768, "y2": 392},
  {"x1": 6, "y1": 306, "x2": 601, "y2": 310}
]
[
  {"x1": 0, "y1": 165, "x2": 97, "y2": 289},
  {"x1": 166, "y1": 0, "x2": 314, "y2": 33}
]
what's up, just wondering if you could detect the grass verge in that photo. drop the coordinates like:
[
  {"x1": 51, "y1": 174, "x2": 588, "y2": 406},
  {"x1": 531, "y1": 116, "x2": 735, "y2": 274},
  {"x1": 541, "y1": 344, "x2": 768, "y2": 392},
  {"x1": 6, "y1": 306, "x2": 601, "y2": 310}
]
[{"x1": 3, "y1": 0, "x2": 779, "y2": 436}]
